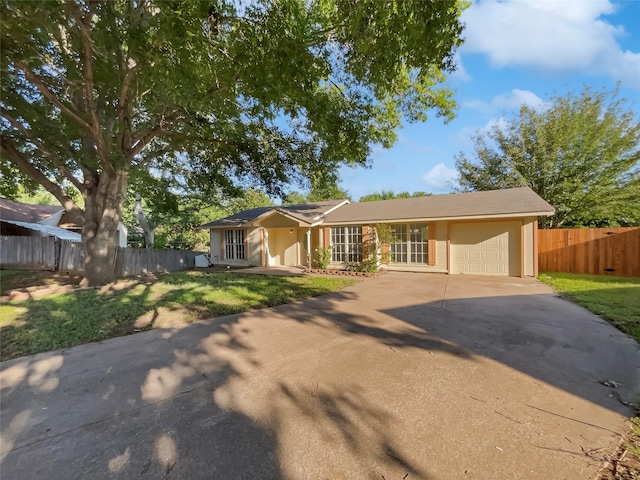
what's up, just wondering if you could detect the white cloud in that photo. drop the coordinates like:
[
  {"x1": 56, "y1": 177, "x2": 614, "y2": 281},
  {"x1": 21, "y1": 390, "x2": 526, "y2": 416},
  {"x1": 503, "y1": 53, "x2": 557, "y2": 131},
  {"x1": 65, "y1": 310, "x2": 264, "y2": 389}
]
[
  {"x1": 461, "y1": 98, "x2": 490, "y2": 112},
  {"x1": 479, "y1": 117, "x2": 509, "y2": 134},
  {"x1": 492, "y1": 89, "x2": 548, "y2": 112},
  {"x1": 464, "y1": 89, "x2": 548, "y2": 114},
  {"x1": 422, "y1": 163, "x2": 459, "y2": 191},
  {"x1": 456, "y1": 117, "x2": 509, "y2": 145},
  {"x1": 461, "y1": 0, "x2": 640, "y2": 88}
]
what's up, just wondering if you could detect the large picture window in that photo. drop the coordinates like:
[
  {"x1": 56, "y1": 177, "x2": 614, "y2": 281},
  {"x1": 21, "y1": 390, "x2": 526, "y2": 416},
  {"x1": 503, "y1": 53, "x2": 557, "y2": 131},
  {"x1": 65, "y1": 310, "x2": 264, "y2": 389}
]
[
  {"x1": 390, "y1": 223, "x2": 428, "y2": 264},
  {"x1": 224, "y1": 229, "x2": 245, "y2": 260},
  {"x1": 389, "y1": 225, "x2": 407, "y2": 263},
  {"x1": 331, "y1": 226, "x2": 362, "y2": 263}
]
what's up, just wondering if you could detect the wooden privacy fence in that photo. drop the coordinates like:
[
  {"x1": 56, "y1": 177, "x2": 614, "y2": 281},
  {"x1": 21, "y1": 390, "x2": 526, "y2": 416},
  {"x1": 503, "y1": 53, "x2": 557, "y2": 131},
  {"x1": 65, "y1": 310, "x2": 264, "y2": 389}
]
[
  {"x1": 1, "y1": 236, "x2": 199, "y2": 277},
  {"x1": 538, "y1": 227, "x2": 640, "y2": 277},
  {"x1": 114, "y1": 247, "x2": 198, "y2": 277},
  {"x1": 0, "y1": 236, "x2": 57, "y2": 270}
]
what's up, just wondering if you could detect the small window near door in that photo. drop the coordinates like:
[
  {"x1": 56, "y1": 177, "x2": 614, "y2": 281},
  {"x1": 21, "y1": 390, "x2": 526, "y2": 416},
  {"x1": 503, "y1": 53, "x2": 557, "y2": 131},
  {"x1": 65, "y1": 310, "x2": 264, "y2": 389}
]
[{"x1": 224, "y1": 229, "x2": 245, "y2": 260}]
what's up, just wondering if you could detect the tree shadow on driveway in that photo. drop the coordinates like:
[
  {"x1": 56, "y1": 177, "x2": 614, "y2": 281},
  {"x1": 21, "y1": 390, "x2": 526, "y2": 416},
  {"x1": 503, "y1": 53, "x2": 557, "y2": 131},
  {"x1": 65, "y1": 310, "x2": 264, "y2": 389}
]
[
  {"x1": 1, "y1": 285, "x2": 463, "y2": 479},
  {"x1": 380, "y1": 288, "x2": 640, "y2": 417},
  {"x1": 1, "y1": 274, "x2": 638, "y2": 479}
]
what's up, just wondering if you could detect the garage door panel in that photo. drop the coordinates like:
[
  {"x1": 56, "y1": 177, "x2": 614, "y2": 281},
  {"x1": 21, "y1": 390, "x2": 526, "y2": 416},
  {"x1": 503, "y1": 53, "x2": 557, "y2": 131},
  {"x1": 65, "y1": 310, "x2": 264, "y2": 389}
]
[
  {"x1": 450, "y1": 222, "x2": 520, "y2": 276},
  {"x1": 484, "y1": 250, "x2": 500, "y2": 260}
]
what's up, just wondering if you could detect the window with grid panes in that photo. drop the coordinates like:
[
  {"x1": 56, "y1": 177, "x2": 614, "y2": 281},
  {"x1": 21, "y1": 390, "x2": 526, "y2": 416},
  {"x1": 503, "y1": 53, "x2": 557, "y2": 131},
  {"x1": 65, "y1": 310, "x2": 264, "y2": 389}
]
[
  {"x1": 224, "y1": 229, "x2": 245, "y2": 260},
  {"x1": 389, "y1": 223, "x2": 428, "y2": 264},
  {"x1": 331, "y1": 226, "x2": 362, "y2": 263},
  {"x1": 390, "y1": 224, "x2": 407, "y2": 263},
  {"x1": 410, "y1": 224, "x2": 428, "y2": 264}
]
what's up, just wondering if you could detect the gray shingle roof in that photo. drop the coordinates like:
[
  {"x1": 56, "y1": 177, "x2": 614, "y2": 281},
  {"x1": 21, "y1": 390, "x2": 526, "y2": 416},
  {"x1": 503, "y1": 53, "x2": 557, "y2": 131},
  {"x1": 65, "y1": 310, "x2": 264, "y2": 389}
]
[
  {"x1": 322, "y1": 187, "x2": 554, "y2": 224},
  {"x1": 0, "y1": 197, "x2": 64, "y2": 223},
  {"x1": 200, "y1": 200, "x2": 347, "y2": 228}
]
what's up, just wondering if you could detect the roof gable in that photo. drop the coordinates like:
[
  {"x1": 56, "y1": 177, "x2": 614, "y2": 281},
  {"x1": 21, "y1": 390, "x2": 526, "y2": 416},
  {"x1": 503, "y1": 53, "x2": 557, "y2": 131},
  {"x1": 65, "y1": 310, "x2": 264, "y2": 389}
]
[{"x1": 199, "y1": 199, "x2": 348, "y2": 229}]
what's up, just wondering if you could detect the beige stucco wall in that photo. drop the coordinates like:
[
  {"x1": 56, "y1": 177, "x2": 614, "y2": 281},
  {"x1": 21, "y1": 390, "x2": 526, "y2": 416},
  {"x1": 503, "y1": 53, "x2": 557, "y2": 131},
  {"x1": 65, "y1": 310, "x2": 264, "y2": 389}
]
[
  {"x1": 210, "y1": 217, "x2": 538, "y2": 274},
  {"x1": 267, "y1": 227, "x2": 298, "y2": 266},
  {"x1": 247, "y1": 227, "x2": 262, "y2": 266},
  {"x1": 210, "y1": 227, "x2": 262, "y2": 267},
  {"x1": 210, "y1": 229, "x2": 222, "y2": 264},
  {"x1": 523, "y1": 217, "x2": 535, "y2": 277}
]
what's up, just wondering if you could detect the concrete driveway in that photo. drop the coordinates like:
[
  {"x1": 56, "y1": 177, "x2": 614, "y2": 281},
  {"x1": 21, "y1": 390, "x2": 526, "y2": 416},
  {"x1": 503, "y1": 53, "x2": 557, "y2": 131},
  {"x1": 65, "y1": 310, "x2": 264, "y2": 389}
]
[{"x1": 1, "y1": 273, "x2": 639, "y2": 479}]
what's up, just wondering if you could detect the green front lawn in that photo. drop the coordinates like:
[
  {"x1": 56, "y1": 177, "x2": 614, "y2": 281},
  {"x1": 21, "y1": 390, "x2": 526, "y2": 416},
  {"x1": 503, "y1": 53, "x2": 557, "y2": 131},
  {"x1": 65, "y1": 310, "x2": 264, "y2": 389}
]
[
  {"x1": 0, "y1": 271, "x2": 357, "y2": 361},
  {"x1": 539, "y1": 272, "x2": 640, "y2": 343},
  {"x1": 0, "y1": 269, "x2": 82, "y2": 295}
]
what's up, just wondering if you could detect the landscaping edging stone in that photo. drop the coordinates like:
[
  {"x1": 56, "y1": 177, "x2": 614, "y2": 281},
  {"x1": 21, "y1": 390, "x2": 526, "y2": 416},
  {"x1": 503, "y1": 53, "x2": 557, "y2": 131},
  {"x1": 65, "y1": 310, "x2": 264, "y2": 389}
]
[{"x1": 302, "y1": 268, "x2": 387, "y2": 278}]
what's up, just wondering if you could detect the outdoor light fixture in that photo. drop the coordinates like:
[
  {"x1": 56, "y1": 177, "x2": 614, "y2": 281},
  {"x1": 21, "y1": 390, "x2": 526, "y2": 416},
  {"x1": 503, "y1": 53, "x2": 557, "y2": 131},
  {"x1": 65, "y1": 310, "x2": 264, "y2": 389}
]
[{"x1": 289, "y1": 229, "x2": 293, "y2": 233}]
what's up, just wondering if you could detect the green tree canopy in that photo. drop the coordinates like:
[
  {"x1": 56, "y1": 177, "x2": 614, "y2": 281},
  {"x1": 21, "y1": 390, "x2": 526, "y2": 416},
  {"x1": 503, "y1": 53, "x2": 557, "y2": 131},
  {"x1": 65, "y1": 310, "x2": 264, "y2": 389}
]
[
  {"x1": 282, "y1": 177, "x2": 350, "y2": 204},
  {"x1": 455, "y1": 87, "x2": 640, "y2": 228},
  {"x1": 281, "y1": 191, "x2": 309, "y2": 205},
  {"x1": 1, "y1": 0, "x2": 466, "y2": 284},
  {"x1": 123, "y1": 187, "x2": 274, "y2": 250},
  {"x1": 359, "y1": 190, "x2": 431, "y2": 202}
]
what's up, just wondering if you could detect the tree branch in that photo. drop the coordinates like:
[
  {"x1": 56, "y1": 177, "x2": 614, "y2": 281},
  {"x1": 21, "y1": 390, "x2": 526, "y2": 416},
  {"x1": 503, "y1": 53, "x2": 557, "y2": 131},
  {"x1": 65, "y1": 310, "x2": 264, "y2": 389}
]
[
  {"x1": 117, "y1": 64, "x2": 137, "y2": 150},
  {"x1": 1, "y1": 108, "x2": 84, "y2": 191},
  {"x1": 1, "y1": 135, "x2": 83, "y2": 224},
  {"x1": 136, "y1": 146, "x2": 173, "y2": 166},
  {"x1": 128, "y1": 110, "x2": 182, "y2": 159},
  {"x1": 128, "y1": 74, "x2": 238, "y2": 161},
  {"x1": 14, "y1": 61, "x2": 93, "y2": 133},
  {"x1": 66, "y1": 0, "x2": 111, "y2": 172}
]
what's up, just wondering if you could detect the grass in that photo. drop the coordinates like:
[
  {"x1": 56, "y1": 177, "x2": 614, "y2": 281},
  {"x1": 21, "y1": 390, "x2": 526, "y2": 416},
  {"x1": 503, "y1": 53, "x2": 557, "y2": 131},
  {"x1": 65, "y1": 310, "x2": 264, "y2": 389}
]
[
  {"x1": 540, "y1": 273, "x2": 640, "y2": 479},
  {"x1": 0, "y1": 271, "x2": 357, "y2": 361},
  {"x1": 0, "y1": 269, "x2": 82, "y2": 296},
  {"x1": 539, "y1": 273, "x2": 640, "y2": 343}
]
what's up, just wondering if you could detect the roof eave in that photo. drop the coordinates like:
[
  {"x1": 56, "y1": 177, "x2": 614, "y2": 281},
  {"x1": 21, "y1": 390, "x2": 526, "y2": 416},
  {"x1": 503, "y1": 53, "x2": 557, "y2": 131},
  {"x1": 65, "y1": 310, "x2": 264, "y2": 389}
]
[{"x1": 323, "y1": 210, "x2": 555, "y2": 225}]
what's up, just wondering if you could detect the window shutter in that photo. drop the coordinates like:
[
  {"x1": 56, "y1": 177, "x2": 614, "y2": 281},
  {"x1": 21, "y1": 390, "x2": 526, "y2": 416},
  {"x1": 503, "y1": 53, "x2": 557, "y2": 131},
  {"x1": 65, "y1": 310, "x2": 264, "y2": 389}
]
[
  {"x1": 220, "y1": 230, "x2": 226, "y2": 260},
  {"x1": 428, "y1": 222, "x2": 437, "y2": 266},
  {"x1": 324, "y1": 228, "x2": 330, "y2": 248}
]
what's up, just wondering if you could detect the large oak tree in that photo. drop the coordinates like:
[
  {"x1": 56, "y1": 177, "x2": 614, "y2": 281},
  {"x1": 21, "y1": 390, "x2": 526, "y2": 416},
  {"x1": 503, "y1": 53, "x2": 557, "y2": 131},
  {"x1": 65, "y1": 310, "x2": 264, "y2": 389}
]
[
  {"x1": 455, "y1": 87, "x2": 640, "y2": 228},
  {"x1": 1, "y1": 0, "x2": 466, "y2": 285}
]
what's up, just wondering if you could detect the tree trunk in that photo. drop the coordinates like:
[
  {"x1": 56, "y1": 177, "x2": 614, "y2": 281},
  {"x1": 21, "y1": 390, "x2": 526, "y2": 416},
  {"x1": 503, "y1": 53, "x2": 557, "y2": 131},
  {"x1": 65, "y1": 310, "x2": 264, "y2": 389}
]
[
  {"x1": 81, "y1": 169, "x2": 128, "y2": 286},
  {"x1": 134, "y1": 194, "x2": 154, "y2": 248}
]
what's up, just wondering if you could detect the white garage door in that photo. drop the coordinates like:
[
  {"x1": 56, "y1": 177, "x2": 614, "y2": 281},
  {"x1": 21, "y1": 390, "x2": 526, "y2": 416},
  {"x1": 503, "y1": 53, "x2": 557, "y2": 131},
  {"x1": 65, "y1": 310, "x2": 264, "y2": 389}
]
[{"x1": 450, "y1": 222, "x2": 520, "y2": 276}]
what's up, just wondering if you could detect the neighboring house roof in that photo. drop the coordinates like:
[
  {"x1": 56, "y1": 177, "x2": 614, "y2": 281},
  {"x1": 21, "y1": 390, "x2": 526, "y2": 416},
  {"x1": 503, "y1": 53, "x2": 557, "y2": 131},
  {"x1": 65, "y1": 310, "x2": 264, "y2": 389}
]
[
  {"x1": 0, "y1": 197, "x2": 125, "y2": 233},
  {"x1": 200, "y1": 200, "x2": 348, "y2": 228},
  {"x1": 0, "y1": 219, "x2": 82, "y2": 241},
  {"x1": 0, "y1": 197, "x2": 64, "y2": 223},
  {"x1": 323, "y1": 187, "x2": 554, "y2": 224}
]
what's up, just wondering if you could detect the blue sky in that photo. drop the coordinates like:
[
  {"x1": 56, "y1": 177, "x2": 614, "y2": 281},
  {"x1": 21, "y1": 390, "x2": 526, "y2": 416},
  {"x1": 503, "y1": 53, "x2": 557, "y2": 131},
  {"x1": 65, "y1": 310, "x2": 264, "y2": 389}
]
[{"x1": 335, "y1": 0, "x2": 640, "y2": 200}]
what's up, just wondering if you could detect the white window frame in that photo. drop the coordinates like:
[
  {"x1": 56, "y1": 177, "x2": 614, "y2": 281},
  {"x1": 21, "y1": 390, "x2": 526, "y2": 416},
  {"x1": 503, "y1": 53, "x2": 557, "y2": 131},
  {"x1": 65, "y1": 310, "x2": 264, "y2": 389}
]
[
  {"x1": 389, "y1": 223, "x2": 428, "y2": 265},
  {"x1": 331, "y1": 226, "x2": 362, "y2": 263},
  {"x1": 224, "y1": 229, "x2": 245, "y2": 260}
]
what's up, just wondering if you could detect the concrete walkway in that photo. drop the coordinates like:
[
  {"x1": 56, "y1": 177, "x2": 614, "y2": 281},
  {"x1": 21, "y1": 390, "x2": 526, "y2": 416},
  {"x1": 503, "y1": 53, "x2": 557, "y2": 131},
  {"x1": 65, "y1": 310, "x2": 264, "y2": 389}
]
[{"x1": 1, "y1": 273, "x2": 639, "y2": 479}]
